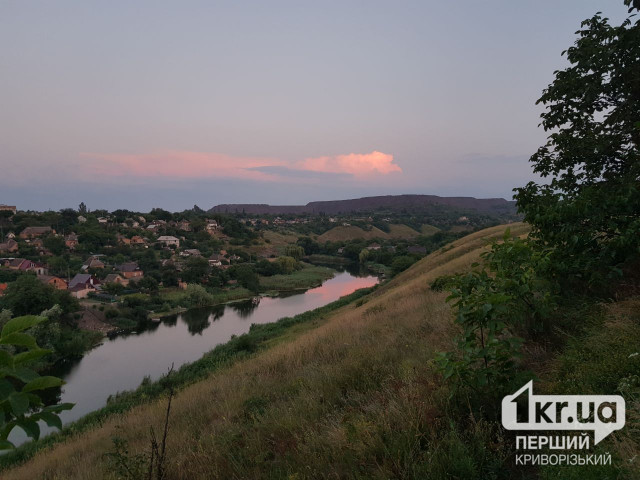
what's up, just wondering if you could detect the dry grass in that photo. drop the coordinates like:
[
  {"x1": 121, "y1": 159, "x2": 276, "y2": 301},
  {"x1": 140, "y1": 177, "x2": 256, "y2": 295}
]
[
  {"x1": 420, "y1": 224, "x2": 440, "y2": 236},
  {"x1": 261, "y1": 230, "x2": 299, "y2": 247},
  {"x1": 317, "y1": 223, "x2": 421, "y2": 243},
  {"x1": 4, "y1": 224, "x2": 527, "y2": 480},
  {"x1": 317, "y1": 225, "x2": 388, "y2": 242},
  {"x1": 386, "y1": 224, "x2": 421, "y2": 239}
]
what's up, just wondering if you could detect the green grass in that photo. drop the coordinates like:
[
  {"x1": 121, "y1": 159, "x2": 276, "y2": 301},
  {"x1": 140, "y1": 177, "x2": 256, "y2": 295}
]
[
  {"x1": 259, "y1": 264, "x2": 335, "y2": 290},
  {"x1": 0, "y1": 285, "x2": 377, "y2": 472},
  {"x1": 306, "y1": 254, "x2": 351, "y2": 265},
  {"x1": 538, "y1": 298, "x2": 640, "y2": 480}
]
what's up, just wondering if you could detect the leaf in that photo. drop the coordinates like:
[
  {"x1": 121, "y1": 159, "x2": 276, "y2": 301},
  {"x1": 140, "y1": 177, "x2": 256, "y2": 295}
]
[
  {"x1": 0, "y1": 439, "x2": 14, "y2": 450},
  {"x1": 1, "y1": 316, "x2": 45, "y2": 338},
  {"x1": 42, "y1": 402, "x2": 74, "y2": 413},
  {"x1": 13, "y1": 349, "x2": 51, "y2": 366},
  {"x1": 22, "y1": 376, "x2": 63, "y2": 393},
  {"x1": 0, "y1": 333, "x2": 38, "y2": 350},
  {"x1": 0, "y1": 379, "x2": 15, "y2": 403},
  {"x1": 0, "y1": 350, "x2": 13, "y2": 368},
  {"x1": 8, "y1": 392, "x2": 30, "y2": 417},
  {"x1": 38, "y1": 412, "x2": 62, "y2": 430},
  {"x1": 4, "y1": 367, "x2": 40, "y2": 383},
  {"x1": 16, "y1": 419, "x2": 40, "y2": 440}
]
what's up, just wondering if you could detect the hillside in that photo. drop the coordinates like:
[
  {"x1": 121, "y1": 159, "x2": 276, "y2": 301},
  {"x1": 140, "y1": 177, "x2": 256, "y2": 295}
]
[
  {"x1": 2, "y1": 224, "x2": 524, "y2": 479},
  {"x1": 4, "y1": 222, "x2": 637, "y2": 479},
  {"x1": 316, "y1": 223, "x2": 421, "y2": 242},
  {"x1": 210, "y1": 194, "x2": 517, "y2": 216}
]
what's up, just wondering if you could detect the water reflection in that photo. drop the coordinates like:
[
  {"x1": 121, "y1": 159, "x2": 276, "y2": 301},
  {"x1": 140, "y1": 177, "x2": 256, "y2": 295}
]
[{"x1": 10, "y1": 271, "x2": 378, "y2": 446}]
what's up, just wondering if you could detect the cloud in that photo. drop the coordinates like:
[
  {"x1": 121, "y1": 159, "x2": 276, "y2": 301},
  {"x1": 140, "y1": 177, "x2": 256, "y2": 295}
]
[
  {"x1": 79, "y1": 151, "x2": 285, "y2": 182},
  {"x1": 78, "y1": 150, "x2": 401, "y2": 182},
  {"x1": 297, "y1": 151, "x2": 401, "y2": 176}
]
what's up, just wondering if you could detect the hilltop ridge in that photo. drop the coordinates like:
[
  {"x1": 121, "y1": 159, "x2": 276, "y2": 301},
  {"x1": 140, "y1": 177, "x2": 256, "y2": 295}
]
[{"x1": 209, "y1": 194, "x2": 517, "y2": 216}]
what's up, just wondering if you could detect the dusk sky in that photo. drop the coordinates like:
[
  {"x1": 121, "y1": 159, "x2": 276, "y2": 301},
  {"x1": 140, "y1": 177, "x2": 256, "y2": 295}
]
[{"x1": 0, "y1": 1, "x2": 629, "y2": 212}]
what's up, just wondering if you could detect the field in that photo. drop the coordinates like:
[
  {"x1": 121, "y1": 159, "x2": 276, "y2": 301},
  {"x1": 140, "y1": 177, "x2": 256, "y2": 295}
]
[
  {"x1": 258, "y1": 264, "x2": 335, "y2": 290},
  {"x1": 4, "y1": 222, "x2": 638, "y2": 479},
  {"x1": 420, "y1": 223, "x2": 440, "y2": 236},
  {"x1": 317, "y1": 223, "x2": 420, "y2": 242}
]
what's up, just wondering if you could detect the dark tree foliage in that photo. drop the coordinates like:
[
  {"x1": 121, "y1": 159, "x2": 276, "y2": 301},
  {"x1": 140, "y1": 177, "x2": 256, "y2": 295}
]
[
  {"x1": 1, "y1": 276, "x2": 79, "y2": 316},
  {"x1": 515, "y1": 6, "x2": 640, "y2": 286}
]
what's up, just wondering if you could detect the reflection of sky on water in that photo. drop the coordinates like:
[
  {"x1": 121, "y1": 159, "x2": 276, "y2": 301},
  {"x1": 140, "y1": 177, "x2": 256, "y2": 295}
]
[{"x1": 10, "y1": 272, "x2": 377, "y2": 446}]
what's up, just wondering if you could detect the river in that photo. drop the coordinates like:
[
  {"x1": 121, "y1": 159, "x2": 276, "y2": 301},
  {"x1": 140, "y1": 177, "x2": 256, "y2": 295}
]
[{"x1": 10, "y1": 270, "x2": 378, "y2": 446}]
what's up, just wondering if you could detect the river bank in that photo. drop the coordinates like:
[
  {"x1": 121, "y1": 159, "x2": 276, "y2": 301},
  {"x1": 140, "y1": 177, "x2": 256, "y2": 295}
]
[{"x1": 2, "y1": 272, "x2": 379, "y2": 465}]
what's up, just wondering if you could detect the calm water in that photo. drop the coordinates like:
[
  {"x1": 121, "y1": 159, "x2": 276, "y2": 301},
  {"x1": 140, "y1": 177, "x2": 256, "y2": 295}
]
[{"x1": 10, "y1": 271, "x2": 378, "y2": 446}]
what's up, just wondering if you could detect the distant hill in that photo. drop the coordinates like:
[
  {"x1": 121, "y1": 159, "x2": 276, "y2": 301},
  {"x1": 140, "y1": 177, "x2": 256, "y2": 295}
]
[
  {"x1": 317, "y1": 224, "x2": 422, "y2": 243},
  {"x1": 209, "y1": 194, "x2": 517, "y2": 216}
]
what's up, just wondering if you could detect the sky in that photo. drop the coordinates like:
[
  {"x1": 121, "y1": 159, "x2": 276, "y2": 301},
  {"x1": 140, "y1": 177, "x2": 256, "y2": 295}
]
[{"x1": 0, "y1": 1, "x2": 630, "y2": 212}]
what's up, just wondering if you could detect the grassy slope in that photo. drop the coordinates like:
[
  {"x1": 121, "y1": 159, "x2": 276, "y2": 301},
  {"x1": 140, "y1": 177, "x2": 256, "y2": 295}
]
[
  {"x1": 259, "y1": 264, "x2": 335, "y2": 290},
  {"x1": 318, "y1": 224, "x2": 420, "y2": 242},
  {"x1": 420, "y1": 224, "x2": 440, "y2": 236},
  {"x1": 5, "y1": 223, "x2": 529, "y2": 479}
]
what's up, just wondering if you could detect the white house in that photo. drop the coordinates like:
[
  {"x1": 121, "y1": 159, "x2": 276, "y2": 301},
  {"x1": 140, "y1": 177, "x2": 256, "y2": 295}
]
[{"x1": 157, "y1": 235, "x2": 180, "y2": 247}]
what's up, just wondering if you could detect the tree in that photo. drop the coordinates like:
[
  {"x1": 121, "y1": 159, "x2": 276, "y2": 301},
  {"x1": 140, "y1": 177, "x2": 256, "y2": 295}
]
[
  {"x1": 43, "y1": 235, "x2": 66, "y2": 256},
  {"x1": 0, "y1": 314, "x2": 73, "y2": 448},
  {"x1": 1, "y1": 276, "x2": 78, "y2": 316},
  {"x1": 284, "y1": 245, "x2": 304, "y2": 261},
  {"x1": 276, "y1": 256, "x2": 298, "y2": 274},
  {"x1": 230, "y1": 265, "x2": 260, "y2": 293},
  {"x1": 103, "y1": 282, "x2": 125, "y2": 296},
  {"x1": 296, "y1": 236, "x2": 320, "y2": 255},
  {"x1": 391, "y1": 256, "x2": 415, "y2": 276},
  {"x1": 184, "y1": 284, "x2": 213, "y2": 307},
  {"x1": 181, "y1": 257, "x2": 210, "y2": 284},
  {"x1": 514, "y1": 4, "x2": 640, "y2": 287},
  {"x1": 78, "y1": 202, "x2": 87, "y2": 215}
]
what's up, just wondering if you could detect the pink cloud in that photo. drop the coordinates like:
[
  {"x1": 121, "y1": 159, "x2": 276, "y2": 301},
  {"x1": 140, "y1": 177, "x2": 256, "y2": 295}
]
[
  {"x1": 79, "y1": 151, "x2": 285, "y2": 181},
  {"x1": 78, "y1": 150, "x2": 400, "y2": 181},
  {"x1": 297, "y1": 151, "x2": 401, "y2": 177}
]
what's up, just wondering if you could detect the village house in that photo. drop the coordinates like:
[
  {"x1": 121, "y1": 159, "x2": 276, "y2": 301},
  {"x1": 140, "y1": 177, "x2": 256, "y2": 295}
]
[
  {"x1": 205, "y1": 220, "x2": 219, "y2": 234},
  {"x1": 177, "y1": 220, "x2": 192, "y2": 231},
  {"x1": 5, "y1": 258, "x2": 25, "y2": 270},
  {"x1": 208, "y1": 253, "x2": 225, "y2": 267},
  {"x1": 65, "y1": 233, "x2": 79, "y2": 250},
  {"x1": 68, "y1": 274, "x2": 99, "y2": 298},
  {"x1": 104, "y1": 273, "x2": 129, "y2": 287},
  {"x1": 5, "y1": 232, "x2": 15, "y2": 239},
  {"x1": 157, "y1": 235, "x2": 180, "y2": 248},
  {"x1": 82, "y1": 255, "x2": 105, "y2": 270},
  {"x1": 37, "y1": 275, "x2": 68, "y2": 290},
  {"x1": 367, "y1": 243, "x2": 382, "y2": 251},
  {"x1": 0, "y1": 205, "x2": 17, "y2": 215},
  {"x1": 77, "y1": 215, "x2": 87, "y2": 223},
  {"x1": 0, "y1": 238, "x2": 18, "y2": 254},
  {"x1": 146, "y1": 220, "x2": 166, "y2": 231},
  {"x1": 180, "y1": 249, "x2": 201, "y2": 258},
  {"x1": 116, "y1": 234, "x2": 131, "y2": 245},
  {"x1": 97, "y1": 217, "x2": 109, "y2": 224},
  {"x1": 19, "y1": 226, "x2": 53, "y2": 239},
  {"x1": 28, "y1": 238, "x2": 52, "y2": 256},
  {"x1": 130, "y1": 235, "x2": 146, "y2": 246},
  {"x1": 7, "y1": 258, "x2": 49, "y2": 275},
  {"x1": 116, "y1": 262, "x2": 143, "y2": 279}
]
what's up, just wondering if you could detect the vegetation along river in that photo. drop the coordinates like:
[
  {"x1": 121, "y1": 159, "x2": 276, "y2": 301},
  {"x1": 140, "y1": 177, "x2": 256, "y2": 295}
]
[{"x1": 11, "y1": 270, "x2": 378, "y2": 446}]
